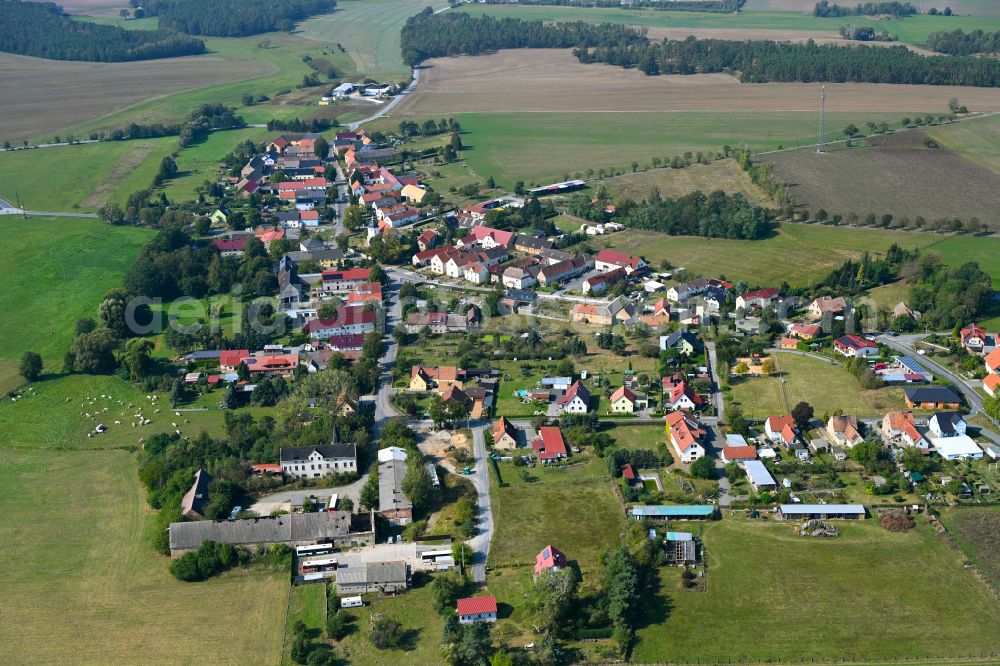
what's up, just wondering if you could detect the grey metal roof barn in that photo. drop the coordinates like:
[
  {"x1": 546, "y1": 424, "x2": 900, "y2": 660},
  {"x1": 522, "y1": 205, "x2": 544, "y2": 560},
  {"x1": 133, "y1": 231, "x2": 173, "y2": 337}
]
[{"x1": 169, "y1": 511, "x2": 356, "y2": 551}]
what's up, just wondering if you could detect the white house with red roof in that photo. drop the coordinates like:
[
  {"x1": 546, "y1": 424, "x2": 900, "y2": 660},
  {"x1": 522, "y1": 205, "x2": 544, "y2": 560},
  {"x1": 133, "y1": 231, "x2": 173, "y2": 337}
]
[
  {"x1": 764, "y1": 415, "x2": 797, "y2": 447},
  {"x1": 666, "y1": 410, "x2": 706, "y2": 463},
  {"x1": 736, "y1": 288, "x2": 779, "y2": 311},
  {"x1": 220, "y1": 349, "x2": 250, "y2": 373},
  {"x1": 986, "y1": 349, "x2": 1000, "y2": 375},
  {"x1": 557, "y1": 381, "x2": 590, "y2": 413},
  {"x1": 594, "y1": 248, "x2": 646, "y2": 274},
  {"x1": 456, "y1": 596, "x2": 497, "y2": 624},
  {"x1": 721, "y1": 446, "x2": 758, "y2": 463},
  {"x1": 534, "y1": 545, "x2": 568, "y2": 576},
  {"x1": 417, "y1": 229, "x2": 439, "y2": 252},
  {"x1": 960, "y1": 323, "x2": 997, "y2": 355},
  {"x1": 213, "y1": 237, "x2": 246, "y2": 257},
  {"x1": 834, "y1": 335, "x2": 879, "y2": 358},
  {"x1": 662, "y1": 375, "x2": 702, "y2": 411},
  {"x1": 302, "y1": 307, "x2": 376, "y2": 340},
  {"x1": 532, "y1": 426, "x2": 569, "y2": 463},
  {"x1": 320, "y1": 267, "x2": 371, "y2": 292},
  {"x1": 456, "y1": 226, "x2": 515, "y2": 251},
  {"x1": 984, "y1": 373, "x2": 1000, "y2": 398}
]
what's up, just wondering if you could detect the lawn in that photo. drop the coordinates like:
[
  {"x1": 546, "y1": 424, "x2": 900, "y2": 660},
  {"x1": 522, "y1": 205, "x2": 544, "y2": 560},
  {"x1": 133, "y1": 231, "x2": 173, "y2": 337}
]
[
  {"x1": 728, "y1": 352, "x2": 907, "y2": 418},
  {"x1": 633, "y1": 518, "x2": 1000, "y2": 663},
  {"x1": 455, "y1": 4, "x2": 1000, "y2": 48},
  {"x1": 450, "y1": 111, "x2": 915, "y2": 188},
  {"x1": 490, "y1": 458, "x2": 626, "y2": 570},
  {"x1": 0, "y1": 217, "x2": 151, "y2": 389},
  {"x1": 281, "y1": 584, "x2": 328, "y2": 664},
  {"x1": 599, "y1": 223, "x2": 937, "y2": 287},
  {"x1": 937, "y1": 507, "x2": 1000, "y2": 591},
  {"x1": 925, "y1": 235, "x2": 1000, "y2": 287},
  {"x1": 0, "y1": 446, "x2": 289, "y2": 664},
  {"x1": 0, "y1": 140, "x2": 175, "y2": 211}
]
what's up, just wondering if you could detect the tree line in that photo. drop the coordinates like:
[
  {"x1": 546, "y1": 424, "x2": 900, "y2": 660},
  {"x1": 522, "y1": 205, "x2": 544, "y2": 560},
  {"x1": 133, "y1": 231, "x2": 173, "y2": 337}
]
[
  {"x1": 813, "y1": 1, "x2": 918, "y2": 17},
  {"x1": 575, "y1": 37, "x2": 1000, "y2": 87},
  {"x1": 927, "y1": 29, "x2": 1000, "y2": 56},
  {"x1": 400, "y1": 8, "x2": 646, "y2": 66},
  {"x1": 0, "y1": 0, "x2": 205, "y2": 61},
  {"x1": 142, "y1": 0, "x2": 336, "y2": 37}
]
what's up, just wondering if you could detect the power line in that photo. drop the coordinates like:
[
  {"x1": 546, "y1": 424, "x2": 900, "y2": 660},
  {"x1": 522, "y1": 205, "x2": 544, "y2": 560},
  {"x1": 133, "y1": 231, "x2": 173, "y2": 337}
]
[{"x1": 817, "y1": 85, "x2": 826, "y2": 154}]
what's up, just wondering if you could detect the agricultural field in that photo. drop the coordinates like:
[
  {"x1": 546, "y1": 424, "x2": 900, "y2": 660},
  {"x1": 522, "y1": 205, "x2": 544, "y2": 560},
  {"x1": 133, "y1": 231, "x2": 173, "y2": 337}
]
[
  {"x1": 767, "y1": 132, "x2": 1000, "y2": 226},
  {"x1": 927, "y1": 114, "x2": 1000, "y2": 175},
  {"x1": 728, "y1": 352, "x2": 907, "y2": 418},
  {"x1": 0, "y1": 445, "x2": 288, "y2": 664},
  {"x1": 600, "y1": 160, "x2": 769, "y2": 204},
  {"x1": 0, "y1": 50, "x2": 273, "y2": 144},
  {"x1": 745, "y1": 0, "x2": 1000, "y2": 16},
  {"x1": 632, "y1": 518, "x2": 1000, "y2": 663},
  {"x1": 401, "y1": 49, "x2": 1000, "y2": 116},
  {"x1": 937, "y1": 507, "x2": 1000, "y2": 590},
  {"x1": 298, "y1": 0, "x2": 443, "y2": 81},
  {"x1": 0, "y1": 218, "x2": 151, "y2": 391},
  {"x1": 454, "y1": 4, "x2": 1000, "y2": 47},
  {"x1": 0, "y1": 140, "x2": 176, "y2": 211},
  {"x1": 597, "y1": 223, "x2": 936, "y2": 287}
]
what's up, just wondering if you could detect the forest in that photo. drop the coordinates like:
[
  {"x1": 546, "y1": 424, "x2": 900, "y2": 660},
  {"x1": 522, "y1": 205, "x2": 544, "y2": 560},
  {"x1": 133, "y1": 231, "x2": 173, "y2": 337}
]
[
  {"x1": 813, "y1": 1, "x2": 918, "y2": 17},
  {"x1": 926, "y1": 29, "x2": 1000, "y2": 56},
  {"x1": 575, "y1": 37, "x2": 1000, "y2": 87},
  {"x1": 0, "y1": 0, "x2": 205, "y2": 61},
  {"x1": 400, "y1": 8, "x2": 645, "y2": 66},
  {"x1": 142, "y1": 0, "x2": 336, "y2": 37}
]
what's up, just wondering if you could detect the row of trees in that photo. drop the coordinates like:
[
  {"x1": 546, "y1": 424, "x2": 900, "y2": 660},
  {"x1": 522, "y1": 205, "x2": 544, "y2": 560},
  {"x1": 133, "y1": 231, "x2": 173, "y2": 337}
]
[
  {"x1": 0, "y1": 0, "x2": 205, "y2": 61},
  {"x1": 400, "y1": 8, "x2": 646, "y2": 66},
  {"x1": 575, "y1": 37, "x2": 1000, "y2": 87},
  {"x1": 813, "y1": 1, "x2": 918, "y2": 17},
  {"x1": 927, "y1": 29, "x2": 1000, "y2": 56},
  {"x1": 142, "y1": 0, "x2": 337, "y2": 37}
]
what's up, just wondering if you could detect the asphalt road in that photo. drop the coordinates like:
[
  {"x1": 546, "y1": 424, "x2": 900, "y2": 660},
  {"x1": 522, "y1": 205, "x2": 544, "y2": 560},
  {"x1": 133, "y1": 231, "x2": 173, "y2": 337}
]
[
  {"x1": 468, "y1": 425, "x2": 494, "y2": 583},
  {"x1": 348, "y1": 67, "x2": 421, "y2": 131}
]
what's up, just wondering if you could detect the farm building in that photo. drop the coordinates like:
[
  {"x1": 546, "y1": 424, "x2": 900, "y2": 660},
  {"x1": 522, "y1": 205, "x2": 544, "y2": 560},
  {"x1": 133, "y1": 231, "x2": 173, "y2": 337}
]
[
  {"x1": 629, "y1": 505, "x2": 716, "y2": 521},
  {"x1": 743, "y1": 460, "x2": 776, "y2": 492},
  {"x1": 334, "y1": 561, "x2": 409, "y2": 596},
  {"x1": 930, "y1": 435, "x2": 984, "y2": 461},
  {"x1": 904, "y1": 386, "x2": 961, "y2": 410},
  {"x1": 777, "y1": 504, "x2": 866, "y2": 520},
  {"x1": 168, "y1": 511, "x2": 375, "y2": 557}
]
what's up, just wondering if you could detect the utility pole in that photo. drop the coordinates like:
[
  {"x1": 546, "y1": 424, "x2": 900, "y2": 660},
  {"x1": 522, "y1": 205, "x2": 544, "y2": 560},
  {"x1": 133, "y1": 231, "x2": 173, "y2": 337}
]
[{"x1": 817, "y1": 85, "x2": 826, "y2": 154}]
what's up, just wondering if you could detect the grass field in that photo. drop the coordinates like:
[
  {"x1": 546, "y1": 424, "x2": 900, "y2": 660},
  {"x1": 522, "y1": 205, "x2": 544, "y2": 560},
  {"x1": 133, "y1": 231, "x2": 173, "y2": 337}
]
[
  {"x1": 597, "y1": 223, "x2": 937, "y2": 286},
  {"x1": 455, "y1": 4, "x2": 1000, "y2": 47},
  {"x1": 298, "y1": 0, "x2": 442, "y2": 81},
  {"x1": 938, "y1": 507, "x2": 1000, "y2": 590},
  {"x1": 746, "y1": 0, "x2": 1000, "y2": 16},
  {"x1": 0, "y1": 218, "x2": 151, "y2": 390},
  {"x1": 161, "y1": 128, "x2": 272, "y2": 202},
  {"x1": 767, "y1": 132, "x2": 1000, "y2": 227},
  {"x1": 0, "y1": 51, "x2": 273, "y2": 144},
  {"x1": 601, "y1": 160, "x2": 769, "y2": 204},
  {"x1": 0, "y1": 140, "x2": 176, "y2": 211},
  {"x1": 0, "y1": 445, "x2": 289, "y2": 664},
  {"x1": 925, "y1": 235, "x2": 1000, "y2": 286},
  {"x1": 632, "y1": 518, "x2": 1000, "y2": 663},
  {"x1": 728, "y1": 352, "x2": 907, "y2": 417},
  {"x1": 927, "y1": 114, "x2": 1000, "y2": 175}
]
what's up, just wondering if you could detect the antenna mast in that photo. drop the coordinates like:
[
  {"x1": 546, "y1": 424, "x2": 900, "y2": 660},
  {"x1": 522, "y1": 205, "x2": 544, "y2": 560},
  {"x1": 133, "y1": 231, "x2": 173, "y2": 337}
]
[{"x1": 817, "y1": 85, "x2": 826, "y2": 154}]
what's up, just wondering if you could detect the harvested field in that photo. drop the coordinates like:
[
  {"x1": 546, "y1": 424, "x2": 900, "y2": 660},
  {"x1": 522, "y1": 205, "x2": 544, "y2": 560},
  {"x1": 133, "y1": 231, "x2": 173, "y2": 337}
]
[
  {"x1": 400, "y1": 49, "x2": 1000, "y2": 115},
  {"x1": 601, "y1": 160, "x2": 770, "y2": 204},
  {"x1": 644, "y1": 26, "x2": 937, "y2": 53},
  {"x1": 0, "y1": 51, "x2": 274, "y2": 142},
  {"x1": 766, "y1": 131, "x2": 1000, "y2": 226},
  {"x1": 745, "y1": 0, "x2": 1000, "y2": 14},
  {"x1": 57, "y1": 0, "x2": 131, "y2": 15}
]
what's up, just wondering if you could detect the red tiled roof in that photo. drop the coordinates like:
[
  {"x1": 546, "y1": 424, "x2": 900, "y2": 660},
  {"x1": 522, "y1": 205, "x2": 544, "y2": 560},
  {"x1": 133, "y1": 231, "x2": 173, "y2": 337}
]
[
  {"x1": 321, "y1": 267, "x2": 370, "y2": 282},
  {"x1": 534, "y1": 545, "x2": 567, "y2": 575},
  {"x1": 595, "y1": 248, "x2": 642, "y2": 269},
  {"x1": 213, "y1": 238, "x2": 246, "y2": 252},
  {"x1": 220, "y1": 349, "x2": 249, "y2": 368},
  {"x1": 722, "y1": 445, "x2": 757, "y2": 461},
  {"x1": 556, "y1": 380, "x2": 589, "y2": 406},
  {"x1": 457, "y1": 596, "x2": 497, "y2": 616},
  {"x1": 611, "y1": 386, "x2": 636, "y2": 403},
  {"x1": 532, "y1": 426, "x2": 568, "y2": 460},
  {"x1": 621, "y1": 463, "x2": 636, "y2": 480}
]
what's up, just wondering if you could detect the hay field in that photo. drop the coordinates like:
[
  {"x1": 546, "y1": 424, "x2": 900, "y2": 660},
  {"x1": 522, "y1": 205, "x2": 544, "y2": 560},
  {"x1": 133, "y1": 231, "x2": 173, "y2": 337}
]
[
  {"x1": 600, "y1": 160, "x2": 770, "y2": 204},
  {"x1": 767, "y1": 131, "x2": 1000, "y2": 225},
  {"x1": 401, "y1": 49, "x2": 1000, "y2": 115},
  {"x1": 927, "y1": 113, "x2": 1000, "y2": 175},
  {"x1": 0, "y1": 52, "x2": 274, "y2": 143},
  {"x1": 596, "y1": 223, "x2": 937, "y2": 286}
]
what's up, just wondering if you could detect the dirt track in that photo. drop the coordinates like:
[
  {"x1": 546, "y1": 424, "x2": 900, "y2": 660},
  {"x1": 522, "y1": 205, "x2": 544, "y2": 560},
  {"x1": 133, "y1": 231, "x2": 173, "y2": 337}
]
[{"x1": 400, "y1": 49, "x2": 1000, "y2": 115}]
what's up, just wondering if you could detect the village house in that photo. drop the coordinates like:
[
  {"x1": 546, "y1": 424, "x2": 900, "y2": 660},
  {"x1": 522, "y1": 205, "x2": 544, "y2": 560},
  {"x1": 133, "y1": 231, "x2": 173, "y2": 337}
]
[
  {"x1": 280, "y1": 430, "x2": 357, "y2": 479},
  {"x1": 641, "y1": 298, "x2": 671, "y2": 327},
  {"x1": 881, "y1": 411, "x2": 928, "y2": 448},
  {"x1": 610, "y1": 386, "x2": 639, "y2": 413},
  {"x1": 985, "y1": 349, "x2": 1000, "y2": 375},
  {"x1": 736, "y1": 288, "x2": 780, "y2": 311},
  {"x1": 492, "y1": 417, "x2": 519, "y2": 450},
  {"x1": 834, "y1": 334, "x2": 879, "y2": 358},
  {"x1": 405, "y1": 311, "x2": 469, "y2": 335},
  {"x1": 502, "y1": 266, "x2": 538, "y2": 290},
  {"x1": 534, "y1": 545, "x2": 567, "y2": 576},
  {"x1": 928, "y1": 411, "x2": 967, "y2": 438},
  {"x1": 827, "y1": 415, "x2": 864, "y2": 448},
  {"x1": 984, "y1": 373, "x2": 1000, "y2": 397},
  {"x1": 532, "y1": 426, "x2": 569, "y2": 463},
  {"x1": 168, "y1": 511, "x2": 375, "y2": 557},
  {"x1": 457, "y1": 226, "x2": 515, "y2": 251},
  {"x1": 409, "y1": 365, "x2": 464, "y2": 392},
  {"x1": 570, "y1": 296, "x2": 635, "y2": 326},
  {"x1": 514, "y1": 234, "x2": 554, "y2": 255},
  {"x1": 557, "y1": 381, "x2": 590, "y2": 414},
  {"x1": 788, "y1": 322, "x2": 821, "y2": 339},
  {"x1": 213, "y1": 236, "x2": 246, "y2": 257},
  {"x1": 666, "y1": 410, "x2": 706, "y2": 463},
  {"x1": 457, "y1": 596, "x2": 498, "y2": 624},
  {"x1": 960, "y1": 323, "x2": 997, "y2": 355},
  {"x1": 320, "y1": 267, "x2": 371, "y2": 293},
  {"x1": 416, "y1": 229, "x2": 439, "y2": 252},
  {"x1": 667, "y1": 277, "x2": 730, "y2": 303},
  {"x1": 243, "y1": 353, "x2": 299, "y2": 378},
  {"x1": 904, "y1": 386, "x2": 962, "y2": 410},
  {"x1": 180, "y1": 469, "x2": 212, "y2": 520},
  {"x1": 536, "y1": 255, "x2": 591, "y2": 287},
  {"x1": 593, "y1": 248, "x2": 646, "y2": 274},
  {"x1": 662, "y1": 375, "x2": 702, "y2": 411},
  {"x1": 582, "y1": 267, "x2": 626, "y2": 295},
  {"x1": 764, "y1": 415, "x2": 797, "y2": 447},
  {"x1": 302, "y1": 307, "x2": 376, "y2": 340},
  {"x1": 335, "y1": 561, "x2": 409, "y2": 597},
  {"x1": 809, "y1": 296, "x2": 848, "y2": 319},
  {"x1": 659, "y1": 330, "x2": 699, "y2": 356}
]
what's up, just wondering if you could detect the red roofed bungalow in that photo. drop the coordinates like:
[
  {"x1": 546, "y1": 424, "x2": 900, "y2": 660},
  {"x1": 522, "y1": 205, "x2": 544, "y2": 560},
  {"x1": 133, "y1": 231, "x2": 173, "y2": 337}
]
[
  {"x1": 534, "y1": 545, "x2": 568, "y2": 575},
  {"x1": 532, "y1": 426, "x2": 568, "y2": 462},
  {"x1": 594, "y1": 248, "x2": 645, "y2": 273},
  {"x1": 299, "y1": 210, "x2": 320, "y2": 222},
  {"x1": 721, "y1": 446, "x2": 758, "y2": 463},
  {"x1": 456, "y1": 596, "x2": 498, "y2": 624},
  {"x1": 220, "y1": 349, "x2": 249, "y2": 372},
  {"x1": 213, "y1": 237, "x2": 246, "y2": 254}
]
